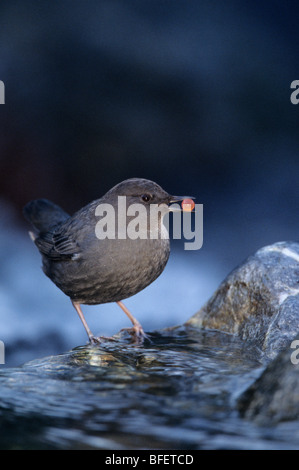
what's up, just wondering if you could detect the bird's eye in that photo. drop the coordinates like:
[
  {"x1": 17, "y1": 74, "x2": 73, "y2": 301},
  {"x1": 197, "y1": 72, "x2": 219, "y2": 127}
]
[{"x1": 141, "y1": 194, "x2": 152, "y2": 203}]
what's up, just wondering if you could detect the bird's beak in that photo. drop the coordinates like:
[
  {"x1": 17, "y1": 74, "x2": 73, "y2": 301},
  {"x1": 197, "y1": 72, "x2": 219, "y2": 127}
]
[
  {"x1": 169, "y1": 195, "x2": 194, "y2": 203},
  {"x1": 168, "y1": 195, "x2": 195, "y2": 212}
]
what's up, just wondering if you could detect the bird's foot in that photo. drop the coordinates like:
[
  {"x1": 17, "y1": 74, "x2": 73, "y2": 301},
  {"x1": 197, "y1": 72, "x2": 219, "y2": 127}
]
[
  {"x1": 88, "y1": 335, "x2": 102, "y2": 345},
  {"x1": 120, "y1": 324, "x2": 149, "y2": 344},
  {"x1": 88, "y1": 334, "x2": 119, "y2": 345}
]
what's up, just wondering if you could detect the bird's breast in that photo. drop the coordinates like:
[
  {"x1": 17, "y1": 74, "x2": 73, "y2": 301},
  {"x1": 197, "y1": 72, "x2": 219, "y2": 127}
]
[{"x1": 44, "y1": 237, "x2": 170, "y2": 305}]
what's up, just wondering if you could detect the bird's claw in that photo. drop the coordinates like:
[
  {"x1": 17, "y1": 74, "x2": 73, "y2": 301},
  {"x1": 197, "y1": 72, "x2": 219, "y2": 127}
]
[
  {"x1": 89, "y1": 334, "x2": 119, "y2": 345},
  {"x1": 120, "y1": 325, "x2": 150, "y2": 344},
  {"x1": 88, "y1": 335, "x2": 102, "y2": 345}
]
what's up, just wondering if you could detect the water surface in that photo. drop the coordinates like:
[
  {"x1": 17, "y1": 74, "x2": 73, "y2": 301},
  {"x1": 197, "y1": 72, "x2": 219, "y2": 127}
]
[{"x1": 0, "y1": 327, "x2": 297, "y2": 450}]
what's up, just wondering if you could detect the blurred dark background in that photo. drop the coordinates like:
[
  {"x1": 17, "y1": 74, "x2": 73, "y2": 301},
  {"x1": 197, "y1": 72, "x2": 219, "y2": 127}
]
[{"x1": 0, "y1": 0, "x2": 298, "y2": 365}]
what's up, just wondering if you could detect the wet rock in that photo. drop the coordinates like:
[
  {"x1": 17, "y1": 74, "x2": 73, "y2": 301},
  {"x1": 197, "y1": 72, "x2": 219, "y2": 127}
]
[
  {"x1": 186, "y1": 242, "x2": 299, "y2": 359},
  {"x1": 237, "y1": 336, "x2": 299, "y2": 424}
]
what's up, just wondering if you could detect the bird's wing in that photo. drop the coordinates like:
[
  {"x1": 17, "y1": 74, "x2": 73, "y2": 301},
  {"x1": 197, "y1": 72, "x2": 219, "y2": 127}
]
[{"x1": 35, "y1": 227, "x2": 81, "y2": 261}]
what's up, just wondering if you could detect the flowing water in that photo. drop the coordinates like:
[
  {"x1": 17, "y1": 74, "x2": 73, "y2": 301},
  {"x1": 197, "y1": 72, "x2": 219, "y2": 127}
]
[{"x1": 0, "y1": 327, "x2": 298, "y2": 450}]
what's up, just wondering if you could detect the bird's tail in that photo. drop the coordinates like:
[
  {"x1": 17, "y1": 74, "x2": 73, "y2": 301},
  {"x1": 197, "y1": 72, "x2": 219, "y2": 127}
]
[{"x1": 23, "y1": 199, "x2": 69, "y2": 234}]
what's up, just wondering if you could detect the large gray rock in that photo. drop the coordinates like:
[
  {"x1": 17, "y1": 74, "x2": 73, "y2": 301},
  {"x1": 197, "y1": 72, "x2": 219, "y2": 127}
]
[
  {"x1": 237, "y1": 336, "x2": 299, "y2": 424},
  {"x1": 186, "y1": 242, "x2": 299, "y2": 359}
]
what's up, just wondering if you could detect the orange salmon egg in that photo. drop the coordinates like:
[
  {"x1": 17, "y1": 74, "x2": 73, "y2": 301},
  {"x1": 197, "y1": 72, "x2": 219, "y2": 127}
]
[{"x1": 181, "y1": 198, "x2": 195, "y2": 212}]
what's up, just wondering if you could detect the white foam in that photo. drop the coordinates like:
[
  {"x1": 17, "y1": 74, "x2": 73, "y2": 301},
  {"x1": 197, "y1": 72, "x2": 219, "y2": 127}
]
[
  {"x1": 261, "y1": 245, "x2": 299, "y2": 263},
  {"x1": 279, "y1": 288, "x2": 299, "y2": 305}
]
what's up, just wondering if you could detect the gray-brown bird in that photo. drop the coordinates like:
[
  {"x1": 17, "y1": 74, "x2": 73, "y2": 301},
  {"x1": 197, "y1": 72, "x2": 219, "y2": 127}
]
[{"x1": 23, "y1": 178, "x2": 188, "y2": 344}]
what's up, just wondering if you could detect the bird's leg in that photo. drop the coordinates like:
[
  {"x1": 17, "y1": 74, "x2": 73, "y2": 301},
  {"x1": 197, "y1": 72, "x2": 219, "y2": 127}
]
[
  {"x1": 117, "y1": 301, "x2": 148, "y2": 342},
  {"x1": 71, "y1": 300, "x2": 101, "y2": 344}
]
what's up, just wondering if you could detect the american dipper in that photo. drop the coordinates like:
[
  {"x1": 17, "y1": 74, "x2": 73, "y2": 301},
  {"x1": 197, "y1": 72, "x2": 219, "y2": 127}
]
[{"x1": 23, "y1": 178, "x2": 189, "y2": 344}]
